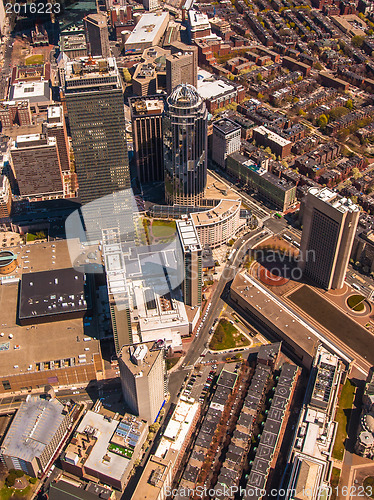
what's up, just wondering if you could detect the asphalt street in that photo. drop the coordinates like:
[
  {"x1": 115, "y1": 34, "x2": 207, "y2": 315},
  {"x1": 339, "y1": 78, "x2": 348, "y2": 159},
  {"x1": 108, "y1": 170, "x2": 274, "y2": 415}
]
[{"x1": 168, "y1": 227, "x2": 272, "y2": 399}]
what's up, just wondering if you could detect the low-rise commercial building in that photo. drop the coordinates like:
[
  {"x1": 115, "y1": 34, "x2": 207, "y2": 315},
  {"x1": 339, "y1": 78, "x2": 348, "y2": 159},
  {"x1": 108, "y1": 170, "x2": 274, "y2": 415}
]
[
  {"x1": 130, "y1": 454, "x2": 173, "y2": 500},
  {"x1": 227, "y1": 152, "x2": 296, "y2": 211},
  {"x1": 1, "y1": 396, "x2": 74, "y2": 477},
  {"x1": 8, "y1": 80, "x2": 52, "y2": 111},
  {"x1": 62, "y1": 411, "x2": 147, "y2": 490},
  {"x1": 197, "y1": 69, "x2": 245, "y2": 113},
  {"x1": 154, "y1": 397, "x2": 200, "y2": 473},
  {"x1": 284, "y1": 348, "x2": 343, "y2": 500}
]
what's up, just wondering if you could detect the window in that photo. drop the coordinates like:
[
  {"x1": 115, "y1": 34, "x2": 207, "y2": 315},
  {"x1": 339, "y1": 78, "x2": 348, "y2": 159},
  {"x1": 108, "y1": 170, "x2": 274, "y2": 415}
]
[{"x1": 2, "y1": 380, "x2": 11, "y2": 390}]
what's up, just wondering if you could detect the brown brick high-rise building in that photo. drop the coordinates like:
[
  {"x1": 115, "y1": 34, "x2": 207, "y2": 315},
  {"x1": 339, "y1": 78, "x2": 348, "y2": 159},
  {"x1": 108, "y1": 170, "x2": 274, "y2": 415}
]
[
  {"x1": 43, "y1": 105, "x2": 70, "y2": 172},
  {"x1": 0, "y1": 100, "x2": 31, "y2": 129},
  {"x1": 84, "y1": 13, "x2": 110, "y2": 58}
]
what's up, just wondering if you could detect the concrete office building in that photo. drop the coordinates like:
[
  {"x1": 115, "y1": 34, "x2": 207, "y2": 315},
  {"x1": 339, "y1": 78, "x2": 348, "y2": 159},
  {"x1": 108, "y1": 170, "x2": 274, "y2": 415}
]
[
  {"x1": 299, "y1": 187, "x2": 360, "y2": 290},
  {"x1": 177, "y1": 219, "x2": 202, "y2": 307},
  {"x1": 212, "y1": 118, "x2": 241, "y2": 169},
  {"x1": 84, "y1": 14, "x2": 110, "y2": 58},
  {"x1": 170, "y1": 42, "x2": 198, "y2": 87},
  {"x1": 131, "y1": 47, "x2": 170, "y2": 97},
  {"x1": 188, "y1": 10, "x2": 212, "y2": 40},
  {"x1": 129, "y1": 96, "x2": 164, "y2": 184},
  {"x1": 62, "y1": 411, "x2": 147, "y2": 490},
  {"x1": 59, "y1": 32, "x2": 88, "y2": 59},
  {"x1": 166, "y1": 52, "x2": 196, "y2": 96},
  {"x1": 227, "y1": 152, "x2": 296, "y2": 211},
  {"x1": 43, "y1": 105, "x2": 70, "y2": 172},
  {"x1": 101, "y1": 227, "x2": 187, "y2": 355},
  {"x1": 63, "y1": 57, "x2": 130, "y2": 205},
  {"x1": 0, "y1": 396, "x2": 72, "y2": 477},
  {"x1": 10, "y1": 134, "x2": 63, "y2": 200},
  {"x1": 118, "y1": 343, "x2": 166, "y2": 423},
  {"x1": 164, "y1": 84, "x2": 208, "y2": 206}
]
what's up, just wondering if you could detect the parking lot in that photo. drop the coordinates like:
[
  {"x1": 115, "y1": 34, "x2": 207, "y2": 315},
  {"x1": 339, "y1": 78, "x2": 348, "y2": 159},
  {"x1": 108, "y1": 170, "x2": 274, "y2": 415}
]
[{"x1": 180, "y1": 361, "x2": 243, "y2": 405}]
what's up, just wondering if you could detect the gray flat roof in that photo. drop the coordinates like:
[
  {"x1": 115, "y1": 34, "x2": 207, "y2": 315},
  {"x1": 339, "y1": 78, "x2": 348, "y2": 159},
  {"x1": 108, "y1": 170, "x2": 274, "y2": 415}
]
[{"x1": 1, "y1": 396, "x2": 66, "y2": 462}]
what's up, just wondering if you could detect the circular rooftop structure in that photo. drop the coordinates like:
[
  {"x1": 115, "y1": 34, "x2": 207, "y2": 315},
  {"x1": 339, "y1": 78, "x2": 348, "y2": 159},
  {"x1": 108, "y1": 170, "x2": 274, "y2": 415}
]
[
  {"x1": 168, "y1": 84, "x2": 202, "y2": 108},
  {"x1": 0, "y1": 250, "x2": 18, "y2": 275}
]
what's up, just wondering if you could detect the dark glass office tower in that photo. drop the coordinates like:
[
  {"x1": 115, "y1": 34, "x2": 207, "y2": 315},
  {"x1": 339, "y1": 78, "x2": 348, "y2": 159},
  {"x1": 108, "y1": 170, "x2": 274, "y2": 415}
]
[
  {"x1": 63, "y1": 57, "x2": 130, "y2": 206},
  {"x1": 129, "y1": 95, "x2": 164, "y2": 184},
  {"x1": 163, "y1": 84, "x2": 207, "y2": 206}
]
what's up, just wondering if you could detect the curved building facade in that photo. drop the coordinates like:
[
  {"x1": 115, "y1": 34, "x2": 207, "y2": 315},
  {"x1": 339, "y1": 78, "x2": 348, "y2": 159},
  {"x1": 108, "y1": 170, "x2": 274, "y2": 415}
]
[
  {"x1": 164, "y1": 84, "x2": 208, "y2": 206},
  {"x1": 0, "y1": 251, "x2": 18, "y2": 275},
  {"x1": 190, "y1": 199, "x2": 245, "y2": 249}
]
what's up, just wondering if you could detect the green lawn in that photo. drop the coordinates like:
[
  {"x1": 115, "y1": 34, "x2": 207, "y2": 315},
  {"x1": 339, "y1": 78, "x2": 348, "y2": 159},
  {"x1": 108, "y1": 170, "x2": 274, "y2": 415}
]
[
  {"x1": 151, "y1": 220, "x2": 176, "y2": 238},
  {"x1": 332, "y1": 379, "x2": 355, "y2": 461},
  {"x1": 209, "y1": 319, "x2": 250, "y2": 350},
  {"x1": 347, "y1": 294, "x2": 365, "y2": 312},
  {"x1": 166, "y1": 357, "x2": 179, "y2": 370},
  {"x1": 25, "y1": 54, "x2": 44, "y2": 65},
  {"x1": 0, "y1": 485, "x2": 31, "y2": 500},
  {"x1": 108, "y1": 443, "x2": 133, "y2": 458}
]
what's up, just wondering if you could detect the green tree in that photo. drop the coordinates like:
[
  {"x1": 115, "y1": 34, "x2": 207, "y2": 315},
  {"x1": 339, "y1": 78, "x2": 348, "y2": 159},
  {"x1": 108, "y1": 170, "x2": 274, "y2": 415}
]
[
  {"x1": 256, "y1": 73, "x2": 263, "y2": 82},
  {"x1": 352, "y1": 35, "x2": 365, "y2": 48},
  {"x1": 352, "y1": 167, "x2": 362, "y2": 180},
  {"x1": 318, "y1": 114, "x2": 328, "y2": 129},
  {"x1": 122, "y1": 68, "x2": 131, "y2": 83},
  {"x1": 345, "y1": 99, "x2": 353, "y2": 111}
]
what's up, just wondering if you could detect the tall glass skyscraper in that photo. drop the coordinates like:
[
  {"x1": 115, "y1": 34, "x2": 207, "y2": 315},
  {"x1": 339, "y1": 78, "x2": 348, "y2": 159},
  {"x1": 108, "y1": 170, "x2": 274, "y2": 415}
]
[
  {"x1": 63, "y1": 57, "x2": 130, "y2": 206},
  {"x1": 163, "y1": 84, "x2": 207, "y2": 206}
]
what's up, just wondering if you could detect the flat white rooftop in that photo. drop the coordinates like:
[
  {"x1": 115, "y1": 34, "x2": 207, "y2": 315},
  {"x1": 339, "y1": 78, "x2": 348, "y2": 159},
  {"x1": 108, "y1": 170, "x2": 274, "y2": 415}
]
[
  {"x1": 9, "y1": 80, "x2": 51, "y2": 102},
  {"x1": 253, "y1": 125, "x2": 292, "y2": 147},
  {"x1": 76, "y1": 411, "x2": 131, "y2": 481},
  {"x1": 125, "y1": 11, "x2": 169, "y2": 46},
  {"x1": 308, "y1": 186, "x2": 359, "y2": 213},
  {"x1": 197, "y1": 69, "x2": 235, "y2": 100},
  {"x1": 177, "y1": 219, "x2": 202, "y2": 250}
]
